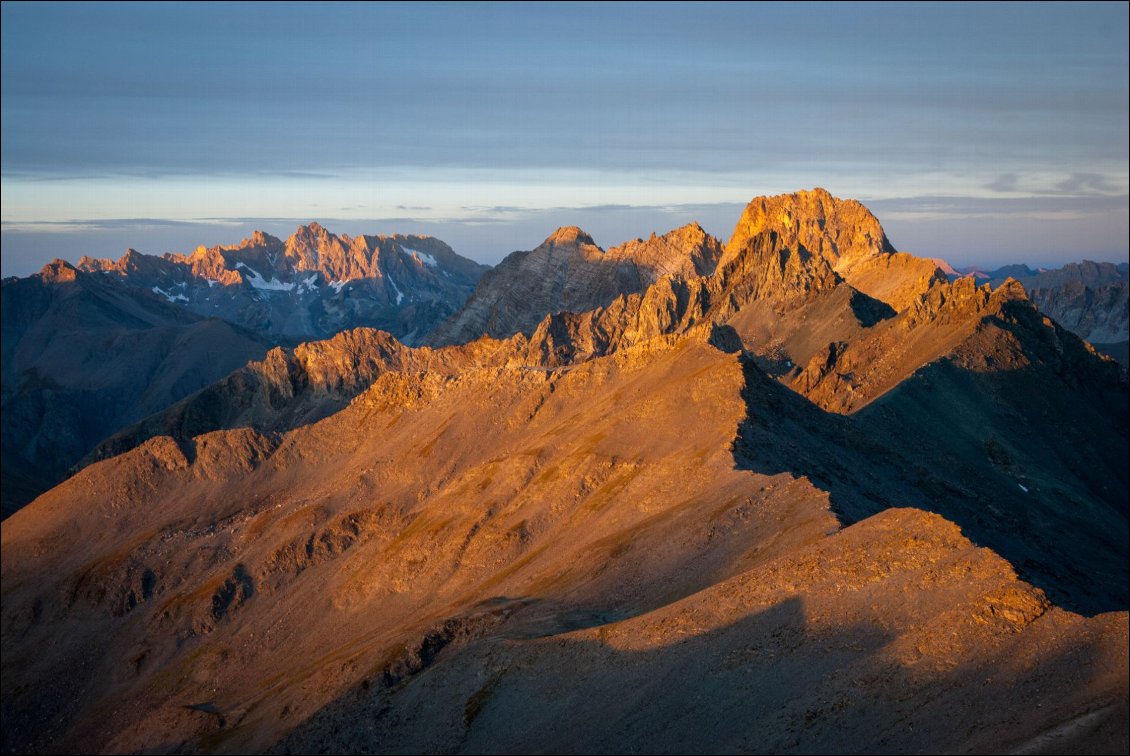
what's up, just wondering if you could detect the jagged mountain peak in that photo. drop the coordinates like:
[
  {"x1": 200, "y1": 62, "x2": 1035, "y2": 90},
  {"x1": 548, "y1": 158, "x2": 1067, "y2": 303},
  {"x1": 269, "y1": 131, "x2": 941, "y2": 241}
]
[
  {"x1": 610, "y1": 223, "x2": 724, "y2": 279},
  {"x1": 428, "y1": 223, "x2": 730, "y2": 346},
  {"x1": 36, "y1": 258, "x2": 79, "y2": 283},
  {"x1": 286, "y1": 221, "x2": 343, "y2": 250},
  {"x1": 230, "y1": 230, "x2": 285, "y2": 251},
  {"x1": 294, "y1": 220, "x2": 330, "y2": 237},
  {"x1": 544, "y1": 226, "x2": 599, "y2": 248},
  {"x1": 725, "y1": 189, "x2": 945, "y2": 312}
]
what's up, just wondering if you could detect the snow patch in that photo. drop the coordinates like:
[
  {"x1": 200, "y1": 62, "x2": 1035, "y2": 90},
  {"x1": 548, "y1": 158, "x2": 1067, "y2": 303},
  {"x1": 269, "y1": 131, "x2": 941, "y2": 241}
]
[
  {"x1": 236, "y1": 262, "x2": 296, "y2": 291},
  {"x1": 386, "y1": 273, "x2": 405, "y2": 305},
  {"x1": 296, "y1": 273, "x2": 319, "y2": 293},
  {"x1": 403, "y1": 246, "x2": 438, "y2": 268},
  {"x1": 152, "y1": 285, "x2": 188, "y2": 303},
  {"x1": 329, "y1": 280, "x2": 346, "y2": 292}
]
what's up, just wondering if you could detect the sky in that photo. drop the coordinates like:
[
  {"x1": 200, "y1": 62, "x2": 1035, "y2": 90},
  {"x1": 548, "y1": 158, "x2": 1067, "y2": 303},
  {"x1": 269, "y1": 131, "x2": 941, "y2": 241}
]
[{"x1": 2, "y1": 1, "x2": 1127, "y2": 277}]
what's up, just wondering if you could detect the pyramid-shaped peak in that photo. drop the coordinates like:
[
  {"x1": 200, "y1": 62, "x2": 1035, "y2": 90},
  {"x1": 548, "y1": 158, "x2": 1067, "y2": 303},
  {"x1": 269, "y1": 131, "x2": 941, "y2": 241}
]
[
  {"x1": 667, "y1": 221, "x2": 709, "y2": 240},
  {"x1": 291, "y1": 222, "x2": 333, "y2": 239},
  {"x1": 38, "y1": 258, "x2": 79, "y2": 282},
  {"x1": 241, "y1": 230, "x2": 284, "y2": 248},
  {"x1": 544, "y1": 226, "x2": 597, "y2": 247}
]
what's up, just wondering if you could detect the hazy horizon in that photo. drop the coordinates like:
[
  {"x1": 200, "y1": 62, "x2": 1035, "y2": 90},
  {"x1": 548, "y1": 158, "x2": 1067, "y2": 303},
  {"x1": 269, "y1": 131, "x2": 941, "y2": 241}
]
[
  {"x1": 3, "y1": 195, "x2": 1129, "y2": 280},
  {"x1": 3, "y1": 2, "x2": 1127, "y2": 276}
]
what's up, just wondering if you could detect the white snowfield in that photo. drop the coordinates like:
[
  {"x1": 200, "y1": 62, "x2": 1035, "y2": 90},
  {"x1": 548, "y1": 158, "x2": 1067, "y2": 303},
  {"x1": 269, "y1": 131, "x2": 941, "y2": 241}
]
[
  {"x1": 151, "y1": 285, "x2": 188, "y2": 303},
  {"x1": 403, "y1": 246, "x2": 438, "y2": 268},
  {"x1": 236, "y1": 262, "x2": 296, "y2": 292}
]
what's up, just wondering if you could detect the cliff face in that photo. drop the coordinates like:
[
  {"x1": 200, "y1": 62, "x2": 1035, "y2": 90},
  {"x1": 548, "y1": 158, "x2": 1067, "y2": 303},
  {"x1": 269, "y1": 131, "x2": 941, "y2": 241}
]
[
  {"x1": 1024, "y1": 275, "x2": 1128, "y2": 346},
  {"x1": 725, "y1": 187, "x2": 897, "y2": 266},
  {"x1": 78, "y1": 224, "x2": 489, "y2": 345},
  {"x1": 726, "y1": 188, "x2": 947, "y2": 312}
]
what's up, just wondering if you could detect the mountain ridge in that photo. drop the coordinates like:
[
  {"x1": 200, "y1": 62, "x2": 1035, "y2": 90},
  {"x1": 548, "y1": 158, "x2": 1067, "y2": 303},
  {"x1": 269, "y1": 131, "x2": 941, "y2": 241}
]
[
  {"x1": 77, "y1": 223, "x2": 489, "y2": 344},
  {"x1": 2, "y1": 189, "x2": 1126, "y2": 754}
]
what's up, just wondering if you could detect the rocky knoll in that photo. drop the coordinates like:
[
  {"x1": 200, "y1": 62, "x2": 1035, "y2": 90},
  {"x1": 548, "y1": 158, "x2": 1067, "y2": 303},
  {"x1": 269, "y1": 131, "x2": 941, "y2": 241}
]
[
  {"x1": 78, "y1": 224, "x2": 488, "y2": 344},
  {"x1": 952, "y1": 261, "x2": 1129, "y2": 364},
  {"x1": 82, "y1": 327, "x2": 521, "y2": 470},
  {"x1": 426, "y1": 222, "x2": 723, "y2": 345}
]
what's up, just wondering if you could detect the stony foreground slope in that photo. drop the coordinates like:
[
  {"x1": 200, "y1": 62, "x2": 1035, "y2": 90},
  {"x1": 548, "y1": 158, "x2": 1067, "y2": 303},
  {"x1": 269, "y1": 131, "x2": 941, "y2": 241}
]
[{"x1": 2, "y1": 190, "x2": 1126, "y2": 754}]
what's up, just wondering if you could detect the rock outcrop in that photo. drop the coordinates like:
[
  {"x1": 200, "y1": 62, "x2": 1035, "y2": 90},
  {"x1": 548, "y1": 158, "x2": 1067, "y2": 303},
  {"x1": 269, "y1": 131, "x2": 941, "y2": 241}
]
[
  {"x1": 950, "y1": 260, "x2": 1129, "y2": 363},
  {"x1": 427, "y1": 222, "x2": 724, "y2": 345},
  {"x1": 726, "y1": 188, "x2": 947, "y2": 311}
]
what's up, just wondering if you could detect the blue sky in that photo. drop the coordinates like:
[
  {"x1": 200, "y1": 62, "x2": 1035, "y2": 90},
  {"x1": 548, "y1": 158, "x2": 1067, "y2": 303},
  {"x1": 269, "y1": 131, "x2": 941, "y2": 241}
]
[{"x1": 2, "y1": 1, "x2": 1127, "y2": 276}]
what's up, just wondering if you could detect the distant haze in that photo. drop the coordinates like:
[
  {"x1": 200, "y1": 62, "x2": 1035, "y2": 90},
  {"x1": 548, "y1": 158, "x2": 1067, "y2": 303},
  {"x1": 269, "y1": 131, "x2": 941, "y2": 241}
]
[{"x1": 2, "y1": 2, "x2": 1127, "y2": 276}]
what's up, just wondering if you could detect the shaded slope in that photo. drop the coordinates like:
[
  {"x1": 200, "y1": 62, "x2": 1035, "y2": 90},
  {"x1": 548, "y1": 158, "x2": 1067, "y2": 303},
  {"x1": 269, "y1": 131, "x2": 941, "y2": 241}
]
[
  {"x1": 732, "y1": 338, "x2": 1128, "y2": 615},
  {"x1": 0, "y1": 261, "x2": 270, "y2": 516},
  {"x1": 956, "y1": 260, "x2": 1129, "y2": 364}
]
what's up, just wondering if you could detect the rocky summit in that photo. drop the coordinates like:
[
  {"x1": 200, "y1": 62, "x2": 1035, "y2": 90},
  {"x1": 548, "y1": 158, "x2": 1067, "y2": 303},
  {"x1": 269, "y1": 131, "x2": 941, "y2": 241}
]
[
  {"x1": 426, "y1": 221, "x2": 724, "y2": 346},
  {"x1": 1, "y1": 190, "x2": 1126, "y2": 755}
]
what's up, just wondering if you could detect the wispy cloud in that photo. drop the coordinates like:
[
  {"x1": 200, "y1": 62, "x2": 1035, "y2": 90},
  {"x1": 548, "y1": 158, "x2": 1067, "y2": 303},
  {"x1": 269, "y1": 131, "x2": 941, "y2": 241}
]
[
  {"x1": 0, "y1": 217, "x2": 248, "y2": 233},
  {"x1": 869, "y1": 194, "x2": 1129, "y2": 222}
]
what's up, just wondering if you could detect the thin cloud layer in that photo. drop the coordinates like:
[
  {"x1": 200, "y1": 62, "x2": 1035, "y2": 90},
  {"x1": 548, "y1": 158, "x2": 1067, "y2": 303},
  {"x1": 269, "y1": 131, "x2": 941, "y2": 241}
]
[{"x1": 1, "y1": 3, "x2": 1127, "y2": 275}]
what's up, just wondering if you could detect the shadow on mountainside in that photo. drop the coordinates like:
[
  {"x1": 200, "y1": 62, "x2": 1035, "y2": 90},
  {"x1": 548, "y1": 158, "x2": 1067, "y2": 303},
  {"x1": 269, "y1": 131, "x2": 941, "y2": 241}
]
[
  {"x1": 726, "y1": 318, "x2": 1129, "y2": 616},
  {"x1": 272, "y1": 593, "x2": 1125, "y2": 755}
]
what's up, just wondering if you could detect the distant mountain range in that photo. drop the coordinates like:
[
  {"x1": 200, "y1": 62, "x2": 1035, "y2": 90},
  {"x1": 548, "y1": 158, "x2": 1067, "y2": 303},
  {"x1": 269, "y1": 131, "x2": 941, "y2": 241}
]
[
  {"x1": 2, "y1": 189, "x2": 1126, "y2": 754},
  {"x1": 77, "y1": 223, "x2": 488, "y2": 345}
]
